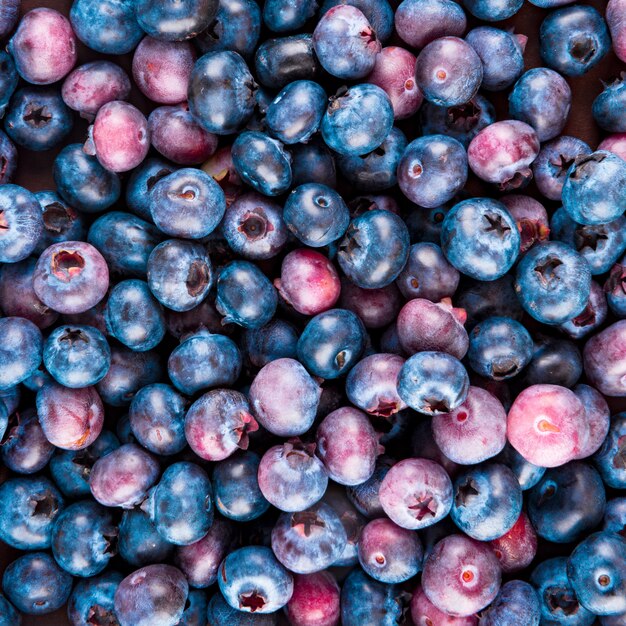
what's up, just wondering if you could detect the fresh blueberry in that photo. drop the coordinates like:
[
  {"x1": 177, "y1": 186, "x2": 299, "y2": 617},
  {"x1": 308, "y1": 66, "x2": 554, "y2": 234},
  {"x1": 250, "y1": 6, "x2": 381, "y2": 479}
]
[
  {"x1": 118, "y1": 507, "x2": 174, "y2": 567},
  {"x1": 0, "y1": 184, "x2": 43, "y2": 263},
  {"x1": 0, "y1": 317, "x2": 43, "y2": 389},
  {"x1": 67, "y1": 571, "x2": 123, "y2": 626},
  {"x1": 134, "y1": 0, "x2": 218, "y2": 41},
  {"x1": 394, "y1": 0, "x2": 466, "y2": 49},
  {"x1": 1, "y1": 409, "x2": 55, "y2": 475},
  {"x1": 480, "y1": 580, "x2": 541, "y2": 626},
  {"x1": 321, "y1": 0, "x2": 394, "y2": 42}
]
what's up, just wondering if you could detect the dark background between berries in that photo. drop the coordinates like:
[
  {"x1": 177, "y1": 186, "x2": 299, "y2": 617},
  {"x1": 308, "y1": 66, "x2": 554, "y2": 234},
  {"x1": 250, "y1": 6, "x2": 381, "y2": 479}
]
[{"x1": 0, "y1": 0, "x2": 625, "y2": 624}]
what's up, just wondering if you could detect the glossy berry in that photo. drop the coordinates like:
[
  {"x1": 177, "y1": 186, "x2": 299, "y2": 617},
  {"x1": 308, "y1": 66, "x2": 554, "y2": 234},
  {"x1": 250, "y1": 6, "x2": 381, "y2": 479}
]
[{"x1": 134, "y1": 0, "x2": 218, "y2": 41}]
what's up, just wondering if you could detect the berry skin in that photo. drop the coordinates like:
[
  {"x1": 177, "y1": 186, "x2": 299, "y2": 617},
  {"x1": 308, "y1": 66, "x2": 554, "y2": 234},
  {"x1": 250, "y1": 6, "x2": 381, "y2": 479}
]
[
  {"x1": 33, "y1": 241, "x2": 110, "y2": 314},
  {"x1": 514, "y1": 241, "x2": 591, "y2": 325},
  {"x1": 1, "y1": 409, "x2": 55, "y2": 475},
  {"x1": 62, "y1": 61, "x2": 132, "y2": 121},
  {"x1": 397, "y1": 135, "x2": 468, "y2": 208},
  {"x1": 218, "y1": 546, "x2": 294, "y2": 614},
  {"x1": 432, "y1": 386, "x2": 507, "y2": 465},
  {"x1": 0, "y1": 317, "x2": 43, "y2": 389},
  {"x1": 593, "y1": 413, "x2": 626, "y2": 489},
  {"x1": 608, "y1": 0, "x2": 626, "y2": 63},
  {"x1": 0, "y1": 476, "x2": 64, "y2": 550},
  {"x1": 271, "y1": 503, "x2": 348, "y2": 573},
  {"x1": 338, "y1": 210, "x2": 410, "y2": 289},
  {"x1": 441, "y1": 198, "x2": 520, "y2": 281},
  {"x1": 312, "y1": 5, "x2": 380, "y2": 80},
  {"x1": 357, "y1": 517, "x2": 423, "y2": 583},
  {"x1": 207, "y1": 592, "x2": 278, "y2": 625},
  {"x1": 0, "y1": 130, "x2": 17, "y2": 185},
  {"x1": 398, "y1": 351, "x2": 469, "y2": 416},
  {"x1": 67, "y1": 570, "x2": 124, "y2": 626},
  {"x1": 489, "y1": 512, "x2": 538, "y2": 573},
  {"x1": 258, "y1": 440, "x2": 328, "y2": 513},
  {"x1": 89, "y1": 443, "x2": 160, "y2": 508},
  {"x1": 395, "y1": 0, "x2": 466, "y2": 50},
  {"x1": 316, "y1": 406, "x2": 382, "y2": 486},
  {"x1": 467, "y1": 121, "x2": 540, "y2": 190},
  {"x1": 583, "y1": 320, "x2": 626, "y2": 397},
  {"x1": 593, "y1": 75, "x2": 626, "y2": 133},
  {"x1": 528, "y1": 462, "x2": 606, "y2": 544},
  {"x1": 0, "y1": 184, "x2": 43, "y2": 263},
  {"x1": 421, "y1": 534, "x2": 501, "y2": 617},
  {"x1": 2, "y1": 552, "x2": 73, "y2": 615},
  {"x1": 379, "y1": 458, "x2": 453, "y2": 530},
  {"x1": 118, "y1": 508, "x2": 174, "y2": 567},
  {"x1": 507, "y1": 384, "x2": 588, "y2": 467},
  {"x1": 480, "y1": 580, "x2": 541, "y2": 626},
  {"x1": 415, "y1": 37, "x2": 483, "y2": 107},
  {"x1": 114, "y1": 564, "x2": 189, "y2": 626},
  {"x1": 185, "y1": 389, "x2": 258, "y2": 461},
  {"x1": 134, "y1": 0, "x2": 218, "y2": 41},
  {"x1": 8, "y1": 8, "x2": 76, "y2": 85},
  {"x1": 242, "y1": 319, "x2": 299, "y2": 368},
  {"x1": 411, "y1": 585, "x2": 478, "y2": 626},
  {"x1": 560, "y1": 280, "x2": 608, "y2": 339},
  {"x1": 339, "y1": 279, "x2": 403, "y2": 329},
  {"x1": 286, "y1": 571, "x2": 340, "y2": 626},
  {"x1": 573, "y1": 383, "x2": 611, "y2": 459}
]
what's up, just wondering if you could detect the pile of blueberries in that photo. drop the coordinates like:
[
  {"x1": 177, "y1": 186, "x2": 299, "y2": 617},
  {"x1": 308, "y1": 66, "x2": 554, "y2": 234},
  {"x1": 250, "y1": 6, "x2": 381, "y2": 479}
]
[{"x1": 1, "y1": 0, "x2": 626, "y2": 623}]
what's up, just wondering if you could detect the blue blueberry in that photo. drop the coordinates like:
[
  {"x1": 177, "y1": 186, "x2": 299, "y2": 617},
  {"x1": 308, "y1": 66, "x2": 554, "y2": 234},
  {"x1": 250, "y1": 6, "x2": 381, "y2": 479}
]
[
  {"x1": 0, "y1": 594, "x2": 20, "y2": 626},
  {"x1": 540, "y1": 5, "x2": 611, "y2": 76},
  {"x1": 463, "y1": 0, "x2": 522, "y2": 21},
  {"x1": 33, "y1": 191, "x2": 86, "y2": 255},
  {"x1": 0, "y1": 51, "x2": 19, "y2": 117},
  {"x1": 4, "y1": 86, "x2": 73, "y2": 151},
  {"x1": 322, "y1": 85, "x2": 393, "y2": 156},
  {"x1": 0, "y1": 130, "x2": 17, "y2": 185},
  {"x1": 441, "y1": 198, "x2": 520, "y2": 281},
  {"x1": 522, "y1": 335, "x2": 582, "y2": 388},
  {"x1": 213, "y1": 451, "x2": 270, "y2": 522},
  {"x1": 498, "y1": 442, "x2": 546, "y2": 491},
  {"x1": 207, "y1": 592, "x2": 278, "y2": 626},
  {"x1": 126, "y1": 157, "x2": 175, "y2": 222},
  {"x1": 53, "y1": 143, "x2": 121, "y2": 213},
  {"x1": 0, "y1": 476, "x2": 64, "y2": 550},
  {"x1": 189, "y1": 51, "x2": 257, "y2": 135},
  {"x1": 0, "y1": 317, "x2": 43, "y2": 389},
  {"x1": 1, "y1": 409, "x2": 55, "y2": 475},
  {"x1": 481, "y1": 580, "x2": 541, "y2": 626},
  {"x1": 320, "y1": 0, "x2": 394, "y2": 42},
  {"x1": 178, "y1": 589, "x2": 208, "y2": 626},
  {"x1": 0, "y1": 184, "x2": 43, "y2": 263},
  {"x1": 594, "y1": 414, "x2": 626, "y2": 490},
  {"x1": 593, "y1": 75, "x2": 626, "y2": 132},
  {"x1": 604, "y1": 498, "x2": 626, "y2": 535},
  {"x1": 135, "y1": 0, "x2": 218, "y2": 41},
  {"x1": 67, "y1": 571, "x2": 124, "y2": 626},
  {"x1": 263, "y1": 0, "x2": 318, "y2": 32},
  {"x1": 337, "y1": 210, "x2": 410, "y2": 289},
  {"x1": 397, "y1": 351, "x2": 469, "y2": 415},
  {"x1": 2, "y1": 552, "x2": 73, "y2": 615},
  {"x1": 118, "y1": 507, "x2": 174, "y2": 567},
  {"x1": 241, "y1": 320, "x2": 299, "y2": 368},
  {"x1": 290, "y1": 140, "x2": 337, "y2": 188},
  {"x1": 70, "y1": 0, "x2": 143, "y2": 54},
  {"x1": 405, "y1": 205, "x2": 450, "y2": 244}
]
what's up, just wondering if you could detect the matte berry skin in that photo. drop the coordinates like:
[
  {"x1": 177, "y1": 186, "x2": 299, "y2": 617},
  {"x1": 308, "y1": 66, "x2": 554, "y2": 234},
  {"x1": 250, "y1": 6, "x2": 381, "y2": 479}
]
[
  {"x1": 70, "y1": 0, "x2": 142, "y2": 54},
  {"x1": 339, "y1": 279, "x2": 402, "y2": 329},
  {"x1": 197, "y1": 0, "x2": 261, "y2": 58},
  {"x1": 562, "y1": 151, "x2": 626, "y2": 225},
  {"x1": 312, "y1": 5, "x2": 380, "y2": 80},
  {"x1": 515, "y1": 241, "x2": 591, "y2": 325},
  {"x1": 338, "y1": 210, "x2": 410, "y2": 289},
  {"x1": 33, "y1": 192, "x2": 86, "y2": 258},
  {"x1": 346, "y1": 353, "x2": 407, "y2": 418},
  {"x1": 560, "y1": 280, "x2": 608, "y2": 339},
  {"x1": 126, "y1": 157, "x2": 175, "y2": 221},
  {"x1": 599, "y1": 133, "x2": 626, "y2": 161},
  {"x1": 105, "y1": 279, "x2": 165, "y2": 352},
  {"x1": 415, "y1": 37, "x2": 482, "y2": 107},
  {"x1": 509, "y1": 68, "x2": 571, "y2": 142},
  {"x1": 275, "y1": 249, "x2": 341, "y2": 315},
  {"x1": 432, "y1": 386, "x2": 507, "y2": 465},
  {"x1": 395, "y1": 0, "x2": 465, "y2": 49},
  {"x1": 218, "y1": 546, "x2": 294, "y2": 614},
  {"x1": 115, "y1": 564, "x2": 189, "y2": 626},
  {"x1": 271, "y1": 503, "x2": 347, "y2": 573},
  {"x1": 2, "y1": 552, "x2": 72, "y2": 615},
  {"x1": 118, "y1": 508, "x2": 173, "y2": 567},
  {"x1": 0, "y1": 0, "x2": 19, "y2": 39},
  {"x1": 90, "y1": 443, "x2": 160, "y2": 508},
  {"x1": 397, "y1": 135, "x2": 467, "y2": 209},
  {"x1": 188, "y1": 51, "x2": 257, "y2": 135},
  {"x1": 379, "y1": 458, "x2": 452, "y2": 530},
  {"x1": 133, "y1": 37, "x2": 195, "y2": 104},
  {"x1": 608, "y1": 0, "x2": 626, "y2": 62},
  {"x1": 525, "y1": 334, "x2": 583, "y2": 389},
  {"x1": 175, "y1": 518, "x2": 233, "y2": 588},
  {"x1": 540, "y1": 5, "x2": 610, "y2": 76},
  {"x1": 594, "y1": 414, "x2": 626, "y2": 489},
  {"x1": 604, "y1": 498, "x2": 626, "y2": 535},
  {"x1": 4, "y1": 87, "x2": 73, "y2": 152},
  {"x1": 8, "y1": 8, "x2": 76, "y2": 85},
  {"x1": 258, "y1": 440, "x2": 328, "y2": 512},
  {"x1": 286, "y1": 572, "x2": 340, "y2": 626},
  {"x1": 490, "y1": 512, "x2": 537, "y2": 573},
  {"x1": 53, "y1": 143, "x2": 121, "y2": 213},
  {"x1": 321, "y1": 0, "x2": 394, "y2": 42},
  {"x1": 242, "y1": 320, "x2": 299, "y2": 368},
  {"x1": 0, "y1": 317, "x2": 42, "y2": 389},
  {"x1": 422, "y1": 534, "x2": 501, "y2": 617},
  {"x1": 43, "y1": 324, "x2": 110, "y2": 388},
  {"x1": 1, "y1": 409, "x2": 54, "y2": 475},
  {"x1": 398, "y1": 351, "x2": 469, "y2": 415},
  {"x1": 0, "y1": 130, "x2": 17, "y2": 185},
  {"x1": 36, "y1": 383, "x2": 103, "y2": 450},
  {"x1": 129, "y1": 384, "x2": 186, "y2": 456},
  {"x1": 397, "y1": 299, "x2": 468, "y2": 360},
  {"x1": 207, "y1": 592, "x2": 278, "y2": 625},
  {"x1": 584, "y1": 321, "x2": 626, "y2": 397},
  {"x1": 411, "y1": 586, "x2": 478, "y2": 626},
  {"x1": 531, "y1": 557, "x2": 595, "y2": 626},
  {"x1": 50, "y1": 499, "x2": 117, "y2": 577},
  {"x1": 291, "y1": 140, "x2": 337, "y2": 188},
  {"x1": 0, "y1": 476, "x2": 63, "y2": 550},
  {"x1": 0, "y1": 184, "x2": 43, "y2": 263},
  {"x1": 507, "y1": 384, "x2": 588, "y2": 467},
  {"x1": 67, "y1": 571, "x2": 123, "y2": 626},
  {"x1": 468, "y1": 120, "x2": 539, "y2": 190},
  {"x1": 480, "y1": 580, "x2": 540, "y2": 626},
  {"x1": 321, "y1": 84, "x2": 393, "y2": 156},
  {"x1": 531, "y1": 135, "x2": 592, "y2": 201},
  {"x1": 450, "y1": 463, "x2": 522, "y2": 541},
  {"x1": 135, "y1": 0, "x2": 218, "y2": 40},
  {"x1": 148, "y1": 104, "x2": 218, "y2": 165},
  {"x1": 528, "y1": 462, "x2": 606, "y2": 544},
  {"x1": 593, "y1": 77, "x2": 626, "y2": 133},
  {"x1": 185, "y1": 389, "x2": 257, "y2": 461}
]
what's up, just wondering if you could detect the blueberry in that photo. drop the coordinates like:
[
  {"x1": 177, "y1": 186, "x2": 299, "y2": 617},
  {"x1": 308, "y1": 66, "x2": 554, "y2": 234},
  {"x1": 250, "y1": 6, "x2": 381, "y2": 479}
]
[
  {"x1": 523, "y1": 335, "x2": 582, "y2": 388},
  {"x1": 560, "y1": 281, "x2": 608, "y2": 339},
  {"x1": 213, "y1": 451, "x2": 270, "y2": 521},
  {"x1": 242, "y1": 320, "x2": 299, "y2": 368},
  {"x1": 118, "y1": 508, "x2": 174, "y2": 567},
  {"x1": 540, "y1": 5, "x2": 610, "y2": 76},
  {"x1": 395, "y1": 0, "x2": 466, "y2": 49},
  {"x1": 134, "y1": 0, "x2": 218, "y2": 41},
  {"x1": 593, "y1": 414, "x2": 626, "y2": 489},
  {"x1": 0, "y1": 317, "x2": 43, "y2": 389},
  {"x1": 34, "y1": 191, "x2": 86, "y2": 256},
  {"x1": 207, "y1": 592, "x2": 278, "y2": 625},
  {"x1": 0, "y1": 184, "x2": 43, "y2": 263},
  {"x1": 0, "y1": 0, "x2": 19, "y2": 39},
  {"x1": 2, "y1": 552, "x2": 72, "y2": 615},
  {"x1": 463, "y1": 0, "x2": 522, "y2": 21},
  {"x1": 126, "y1": 157, "x2": 175, "y2": 221},
  {"x1": 321, "y1": 0, "x2": 394, "y2": 42},
  {"x1": 263, "y1": 0, "x2": 318, "y2": 32},
  {"x1": 67, "y1": 571, "x2": 124, "y2": 626},
  {"x1": 593, "y1": 75, "x2": 626, "y2": 132},
  {"x1": 290, "y1": 140, "x2": 337, "y2": 188},
  {"x1": 0, "y1": 130, "x2": 17, "y2": 185},
  {"x1": 70, "y1": 0, "x2": 143, "y2": 54},
  {"x1": 441, "y1": 198, "x2": 520, "y2": 281},
  {"x1": 480, "y1": 580, "x2": 541, "y2": 626},
  {"x1": 0, "y1": 476, "x2": 63, "y2": 550},
  {"x1": 1, "y1": 409, "x2": 55, "y2": 475},
  {"x1": 43, "y1": 324, "x2": 110, "y2": 388}
]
